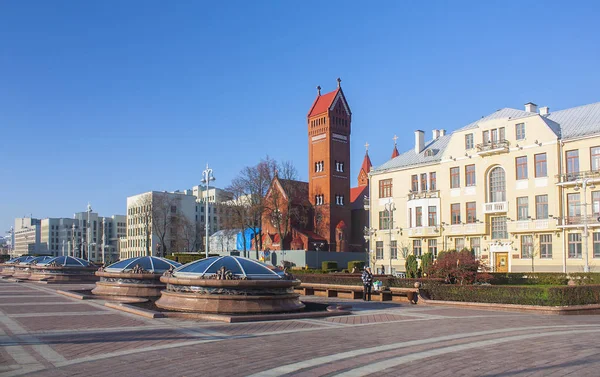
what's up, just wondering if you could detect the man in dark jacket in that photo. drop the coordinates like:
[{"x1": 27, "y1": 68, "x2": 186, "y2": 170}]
[{"x1": 361, "y1": 267, "x2": 373, "y2": 301}]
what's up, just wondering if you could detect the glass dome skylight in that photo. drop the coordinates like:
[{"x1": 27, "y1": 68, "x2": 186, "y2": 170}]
[
  {"x1": 173, "y1": 256, "x2": 285, "y2": 280},
  {"x1": 7, "y1": 256, "x2": 35, "y2": 264},
  {"x1": 37, "y1": 256, "x2": 94, "y2": 267},
  {"x1": 105, "y1": 256, "x2": 181, "y2": 273},
  {"x1": 19, "y1": 256, "x2": 54, "y2": 265}
]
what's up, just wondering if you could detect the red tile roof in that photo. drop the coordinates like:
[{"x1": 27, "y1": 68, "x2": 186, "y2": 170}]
[
  {"x1": 307, "y1": 89, "x2": 339, "y2": 117},
  {"x1": 350, "y1": 186, "x2": 368, "y2": 204}
]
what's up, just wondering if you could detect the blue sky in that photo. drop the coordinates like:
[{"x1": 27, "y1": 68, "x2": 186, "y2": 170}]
[{"x1": 1, "y1": 0, "x2": 600, "y2": 232}]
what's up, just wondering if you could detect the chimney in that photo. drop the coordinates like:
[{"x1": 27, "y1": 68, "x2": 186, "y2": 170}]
[
  {"x1": 414, "y1": 130, "x2": 425, "y2": 153},
  {"x1": 525, "y1": 102, "x2": 538, "y2": 113},
  {"x1": 432, "y1": 129, "x2": 440, "y2": 140},
  {"x1": 539, "y1": 106, "x2": 550, "y2": 116},
  {"x1": 439, "y1": 129, "x2": 447, "y2": 136}
]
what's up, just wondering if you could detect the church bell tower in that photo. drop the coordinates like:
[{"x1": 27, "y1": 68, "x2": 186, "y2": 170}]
[{"x1": 307, "y1": 78, "x2": 352, "y2": 251}]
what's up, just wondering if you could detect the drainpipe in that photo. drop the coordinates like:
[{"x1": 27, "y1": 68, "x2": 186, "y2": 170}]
[{"x1": 559, "y1": 139, "x2": 567, "y2": 273}]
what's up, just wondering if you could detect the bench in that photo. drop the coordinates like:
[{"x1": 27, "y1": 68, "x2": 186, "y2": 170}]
[
  {"x1": 296, "y1": 283, "x2": 363, "y2": 299},
  {"x1": 296, "y1": 283, "x2": 420, "y2": 303}
]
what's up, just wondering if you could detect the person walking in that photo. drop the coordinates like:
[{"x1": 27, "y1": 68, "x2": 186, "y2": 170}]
[{"x1": 361, "y1": 267, "x2": 373, "y2": 301}]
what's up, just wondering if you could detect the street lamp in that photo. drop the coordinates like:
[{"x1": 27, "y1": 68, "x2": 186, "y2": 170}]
[
  {"x1": 314, "y1": 241, "x2": 325, "y2": 269},
  {"x1": 363, "y1": 226, "x2": 376, "y2": 268},
  {"x1": 86, "y1": 203, "x2": 92, "y2": 262},
  {"x1": 384, "y1": 201, "x2": 396, "y2": 275},
  {"x1": 574, "y1": 179, "x2": 596, "y2": 272},
  {"x1": 201, "y1": 163, "x2": 216, "y2": 259}
]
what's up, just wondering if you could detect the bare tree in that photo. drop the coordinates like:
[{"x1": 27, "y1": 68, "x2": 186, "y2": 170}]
[
  {"x1": 264, "y1": 160, "x2": 309, "y2": 251},
  {"x1": 152, "y1": 193, "x2": 182, "y2": 257},
  {"x1": 179, "y1": 216, "x2": 198, "y2": 253},
  {"x1": 226, "y1": 156, "x2": 277, "y2": 257}
]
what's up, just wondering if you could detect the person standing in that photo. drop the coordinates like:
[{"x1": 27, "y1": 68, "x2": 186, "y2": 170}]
[{"x1": 361, "y1": 267, "x2": 374, "y2": 301}]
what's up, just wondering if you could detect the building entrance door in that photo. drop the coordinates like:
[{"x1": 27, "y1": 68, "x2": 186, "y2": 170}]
[{"x1": 495, "y1": 252, "x2": 508, "y2": 272}]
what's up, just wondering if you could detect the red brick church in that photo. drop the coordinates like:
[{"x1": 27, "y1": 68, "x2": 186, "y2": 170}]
[{"x1": 261, "y1": 79, "x2": 371, "y2": 252}]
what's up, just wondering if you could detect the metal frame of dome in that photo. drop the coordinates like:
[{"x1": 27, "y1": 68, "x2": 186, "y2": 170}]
[
  {"x1": 19, "y1": 256, "x2": 54, "y2": 265},
  {"x1": 7, "y1": 256, "x2": 35, "y2": 264},
  {"x1": 174, "y1": 256, "x2": 285, "y2": 280},
  {"x1": 37, "y1": 256, "x2": 93, "y2": 267},
  {"x1": 104, "y1": 256, "x2": 181, "y2": 273}
]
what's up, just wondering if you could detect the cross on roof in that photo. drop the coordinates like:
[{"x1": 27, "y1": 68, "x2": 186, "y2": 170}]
[
  {"x1": 393, "y1": 135, "x2": 398, "y2": 145},
  {"x1": 364, "y1": 142, "x2": 369, "y2": 151}
]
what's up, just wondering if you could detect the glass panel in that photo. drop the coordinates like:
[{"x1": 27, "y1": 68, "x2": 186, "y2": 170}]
[
  {"x1": 204, "y1": 258, "x2": 244, "y2": 275},
  {"x1": 177, "y1": 257, "x2": 219, "y2": 273},
  {"x1": 237, "y1": 258, "x2": 278, "y2": 276},
  {"x1": 489, "y1": 167, "x2": 506, "y2": 202}
]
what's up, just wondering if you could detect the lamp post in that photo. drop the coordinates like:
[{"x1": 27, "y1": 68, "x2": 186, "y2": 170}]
[
  {"x1": 574, "y1": 178, "x2": 596, "y2": 272},
  {"x1": 314, "y1": 241, "x2": 325, "y2": 269},
  {"x1": 201, "y1": 163, "x2": 215, "y2": 259},
  {"x1": 102, "y1": 218, "x2": 107, "y2": 265},
  {"x1": 86, "y1": 203, "x2": 92, "y2": 262},
  {"x1": 384, "y1": 201, "x2": 396, "y2": 275}
]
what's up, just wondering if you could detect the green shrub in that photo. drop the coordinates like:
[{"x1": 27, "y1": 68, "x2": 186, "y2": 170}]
[
  {"x1": 166, "y1": 253, "x2": 207, "y2": 264},
  {"x1": 421, "y1": 253, "x2": 433, "y2": 276},
  {"x1": 422, "y1": 284, "x2": 600, "y2": 306},
  {"x1": 348, "y1": 260, "x2": 365, "y2": 272},
  {"x1": 289, "y1": 268, "x2": 326, "y2": 274},
  {"x1": 569, "y1": 273, "x2": 600, "y2": 285},
  {"x1": 296, "y1": 273, "x2": 444, "y2": 288},
  {"x1": 405, "y1": 255, "x2": 419, "y2": 278},
  {"x1": 488, "y1": 273, "x2": 569, "y2": 286},
  {"x1": 322, "y1": 261, "x2": 338, "y2": 271}
]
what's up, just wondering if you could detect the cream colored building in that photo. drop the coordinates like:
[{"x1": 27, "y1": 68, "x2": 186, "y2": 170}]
[{"x1": 369, "y1": 101, "x2": 600, "y2": 273}]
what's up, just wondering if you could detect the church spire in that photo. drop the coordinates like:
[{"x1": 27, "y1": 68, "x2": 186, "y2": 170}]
[
  {"x1": 357, "y1": 142, "x2": 372, "y2": 187},
  {"x1": 391, "y1": 135, "x2": 400, "y2": 159}
]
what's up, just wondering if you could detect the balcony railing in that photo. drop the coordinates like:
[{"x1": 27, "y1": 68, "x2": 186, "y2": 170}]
[
  {"x1": 556, "y1": 170, "x2": 600, "y2": 184},
  {"x1": 476, "y1": 139, "x2": 510, "y2": 156},
  {"x1": 407, "y1": 226, "x2": 439, "y2": 237},
  {"x1": 408, "y1": 190, "x2": 440, "y2": 200},
  {"x1": 446, "y1": 223, "x2": 486, "y2": 235},
  {"x1": 482, "y1": 201, "x2": 508, "y2": 214},
  {"x1": 510, "y1": 219, "x2": 551, "y2": 231},
  {"x1": 562, "y1": 215, "x2": 600, "y2": 226}
]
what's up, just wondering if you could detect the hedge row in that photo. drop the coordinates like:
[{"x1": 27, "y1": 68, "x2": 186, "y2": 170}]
[
  {"x1": 165, "y1": 253, "x2": 220, "y2": 264},
  {"x1": 422, "y1": 284, "x2": 600, "y2": 306},
  {"x1": 488, "y1": 273, "x2": 569, "y2": 286},
  {"x1": 488, "y1": 272, "x2": 600, "y2": 286},
  {"x1": 295, "y1": 273, "x2": 444, "y2": 288}
]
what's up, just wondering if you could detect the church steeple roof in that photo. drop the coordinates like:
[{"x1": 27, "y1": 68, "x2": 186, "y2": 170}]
[
  {"x1": 360, "y1": 146, "x2": 372, "y2": 175},
  {"x1": 391, "y1": 135, "x2": 400, "y2": 159},
  {"x1": 307, "y1": 78, "x2": 349, "y2": 118}
]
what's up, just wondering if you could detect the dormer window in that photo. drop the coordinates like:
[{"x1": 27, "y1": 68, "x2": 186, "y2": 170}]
[{"x1": 424, "y1": 149, "x2": 434, "y2": 157}]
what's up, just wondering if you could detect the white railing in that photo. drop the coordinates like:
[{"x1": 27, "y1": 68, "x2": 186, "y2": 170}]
[{"x1": 483, "y1": 202, "x2": 508, "y2": 214}]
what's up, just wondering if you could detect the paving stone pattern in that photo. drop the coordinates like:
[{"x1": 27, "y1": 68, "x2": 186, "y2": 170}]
[{"x1": 1, "y1": 280, "x2": 600, "y2": 377}]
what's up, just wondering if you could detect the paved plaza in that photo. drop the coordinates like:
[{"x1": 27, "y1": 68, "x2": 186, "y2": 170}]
[{"x1": 1, "y1": 280, "x2": 600, "y2": 376}]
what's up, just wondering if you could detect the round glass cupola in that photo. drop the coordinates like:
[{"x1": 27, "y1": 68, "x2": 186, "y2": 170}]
[
  {"x1": 104, "y1": 256, "x2": 181, "y2": 273},
  {"x1": 173, "y1": 256, "x2": 285, "y2": 280}
]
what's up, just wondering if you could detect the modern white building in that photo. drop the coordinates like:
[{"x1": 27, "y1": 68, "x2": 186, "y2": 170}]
[
  {"x1": 124, "y1": 191, "x2": 197, "y2": 259},
  {"x1": 13, "y1": 217, "x2": 42, "y2": 256}
]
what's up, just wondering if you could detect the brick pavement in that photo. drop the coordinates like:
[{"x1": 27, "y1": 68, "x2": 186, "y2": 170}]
[{"x1": 2, "y1": 280, "x2": 600, "y2": 376}]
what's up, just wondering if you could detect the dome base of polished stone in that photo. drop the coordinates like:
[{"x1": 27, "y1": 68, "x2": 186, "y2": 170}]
[
  {"x1": 92, "y1": 256, "x2": 182, "y2": 298},
  {"x1": 154, "y1": 256, "x2": 304, "y2": 314}
]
